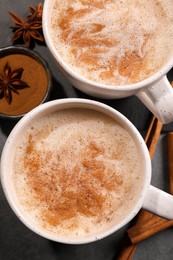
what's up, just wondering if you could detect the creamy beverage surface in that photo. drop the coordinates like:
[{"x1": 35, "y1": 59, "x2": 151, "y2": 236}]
[
  {"x1": 50, "y1": 0, "x2": 173, "y2": 86},
  {"x1": 13, "y1": 108, "x2": 143, "y2": 238}
]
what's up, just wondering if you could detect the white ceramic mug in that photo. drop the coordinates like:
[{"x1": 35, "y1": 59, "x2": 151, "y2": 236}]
[
  {"x1": 1, "y1": 98, "x2": 173, "y2": 244},
  {"x1": 42, "y1": 0, "x2": 173, "y2": 124}
]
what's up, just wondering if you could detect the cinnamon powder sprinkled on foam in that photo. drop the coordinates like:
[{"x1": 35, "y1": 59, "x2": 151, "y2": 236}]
[
  {"x1": 23, "y1": 136, "x2": 123, "y2": 227},
  {"x1": 51, "y1": 0, "x2": 173, "y2": 85},
  {"x1": 13, "y1": 109, "x2": 142, "y2": 237}
]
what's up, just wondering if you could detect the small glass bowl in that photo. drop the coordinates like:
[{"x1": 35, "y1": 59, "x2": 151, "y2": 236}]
[{"x1": 0, "y1": 46, "x2": 52, "y2": 119}]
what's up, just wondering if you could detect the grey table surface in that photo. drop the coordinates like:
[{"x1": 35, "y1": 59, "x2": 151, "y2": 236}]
[{"x1": 0, "y1": 1, "x2": 173, "y2": 260}]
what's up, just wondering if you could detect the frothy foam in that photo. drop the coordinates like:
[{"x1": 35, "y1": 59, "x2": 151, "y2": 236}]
[
  {"x1": 51, "y1": 0, "x2": 173, "y2": 85},
  {"x1": 13, "y1": 108, "x2": 143, "y2": 238}
]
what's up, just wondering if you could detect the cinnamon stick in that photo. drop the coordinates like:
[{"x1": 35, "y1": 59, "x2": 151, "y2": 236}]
[
  {"x1": 117, "y1": 116, "x2": 163, "y2": 259},
  {"x1": 127, "y1": 213, "x2": 173, "y2": 244},
  {"x1": 144, "y1": 116, "x2": 163, "y2": 159},
  {"x1": 117, "y1": 242, "x2": 137, "y2": 260},
  {"x1": 168, "y1": 132, "x2": 173, "y2": 194}
]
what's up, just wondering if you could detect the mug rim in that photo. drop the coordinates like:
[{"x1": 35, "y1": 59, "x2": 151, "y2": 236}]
[
  {"x1": 0, "y1": 98, "x2": 151, "y2": 244},
  {"x1": 42, "y1": 0, "x2": 173, "y2": 92}
]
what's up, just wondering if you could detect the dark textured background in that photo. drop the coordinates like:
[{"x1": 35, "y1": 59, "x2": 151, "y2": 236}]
[{"x1": 0, "y1": 1, "x2": 173, "y2": 259}]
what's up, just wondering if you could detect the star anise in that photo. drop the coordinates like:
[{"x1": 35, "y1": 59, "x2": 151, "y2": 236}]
[
  {"x1": 0, "y1": 62, "x2": 30, "y2": 105},
  {"x1": 9, "y1": 11, "x2": 44, "y2": 47},
  {"x1": 27, "y1": 3, "x2": 43, "y2": 22}
]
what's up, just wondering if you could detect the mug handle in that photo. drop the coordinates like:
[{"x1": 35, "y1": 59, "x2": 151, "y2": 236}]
[
  {"x1": 142, "y1": 185, "x2": 173, "y2": 219},
  {"x1": 136, "y1": 76, "x2": 173, "y2": 124}
]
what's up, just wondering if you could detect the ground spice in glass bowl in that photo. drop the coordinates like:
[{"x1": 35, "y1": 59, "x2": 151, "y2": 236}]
[{"x1": 0, "y1": 46, "x2": 52, "y2": 119}]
